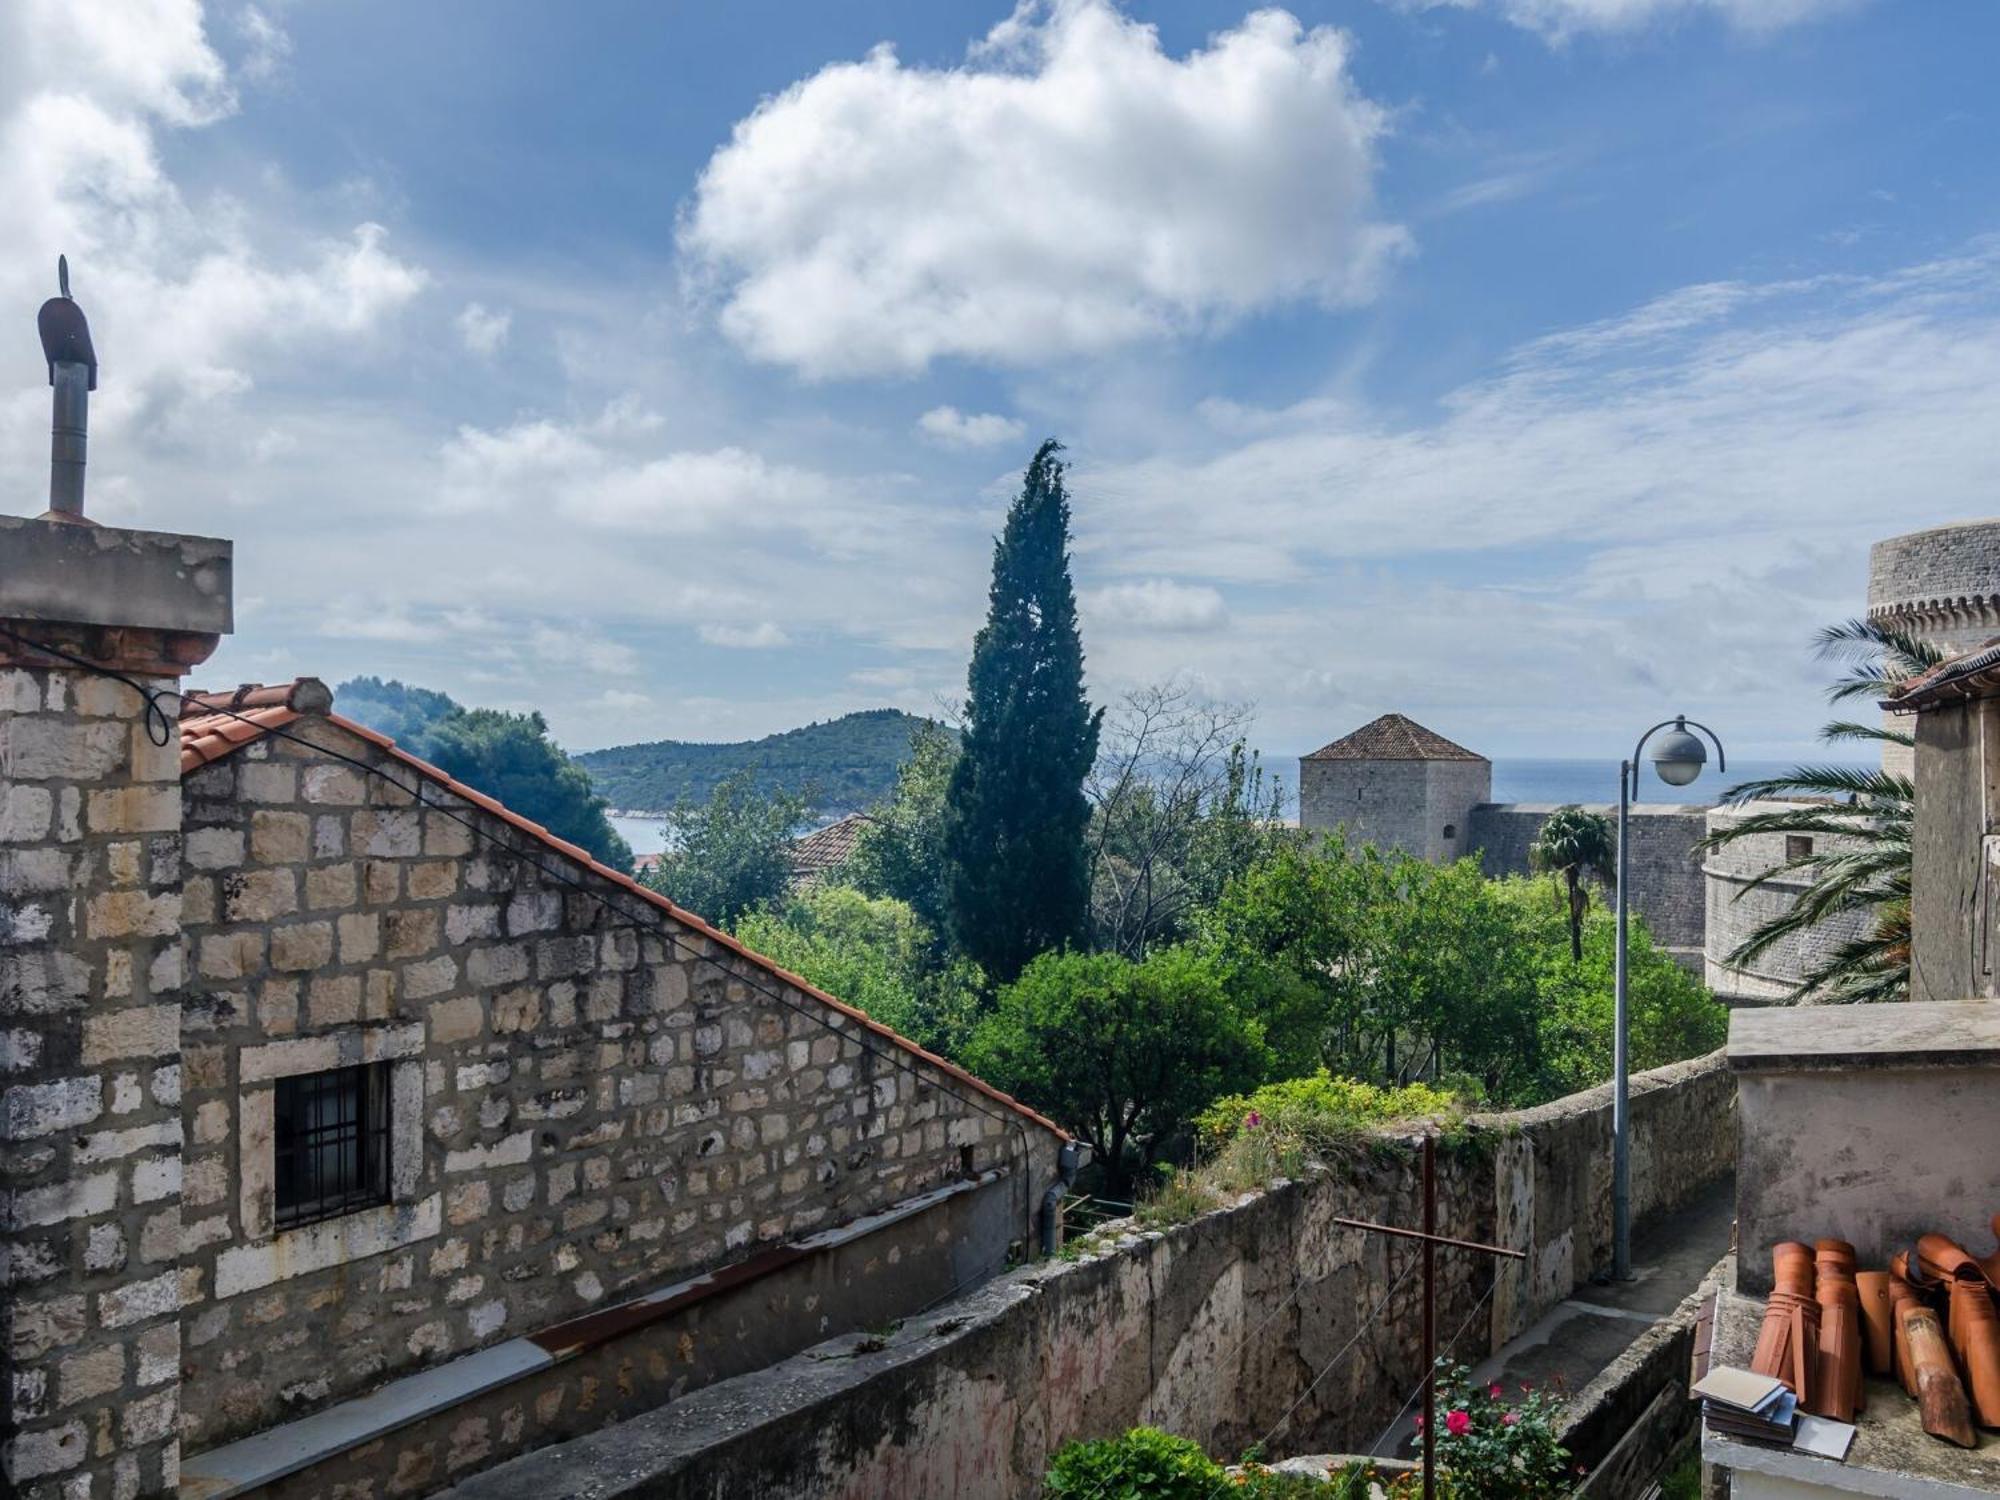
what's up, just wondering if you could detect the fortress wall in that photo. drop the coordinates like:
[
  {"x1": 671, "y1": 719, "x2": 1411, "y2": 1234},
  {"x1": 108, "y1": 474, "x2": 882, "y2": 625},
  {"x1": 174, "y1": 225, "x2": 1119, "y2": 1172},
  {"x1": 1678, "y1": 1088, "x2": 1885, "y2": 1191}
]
[
  {"x1": 1868, "y1": 519, "x2": 2000, "y2": 780},
  {"x1": 1469, "y1": 803, "x2": 1710, "y2": 959}
]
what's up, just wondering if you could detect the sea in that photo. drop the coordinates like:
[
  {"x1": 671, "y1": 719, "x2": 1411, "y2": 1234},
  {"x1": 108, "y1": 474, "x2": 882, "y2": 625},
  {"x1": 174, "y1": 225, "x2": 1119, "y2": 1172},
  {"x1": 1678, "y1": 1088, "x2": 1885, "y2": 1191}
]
[
  {"x1": 1486, "y1": 758, "x2": 1814, "y2": 807},
  {"x1": 610, "y1": 758, "x2": 1828, "y2": 858}
]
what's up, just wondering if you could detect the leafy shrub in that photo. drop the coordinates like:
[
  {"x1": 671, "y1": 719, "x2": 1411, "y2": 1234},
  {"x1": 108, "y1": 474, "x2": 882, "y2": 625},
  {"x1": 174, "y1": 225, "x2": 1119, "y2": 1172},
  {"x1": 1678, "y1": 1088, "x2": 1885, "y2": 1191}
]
[
  {"x1": 1042, "y1": 1429, "x2": 1390, "y2": 1498},
  {"x1": 1427, "y1": 1361, "x2": 1574, "y2": 1500},
  {"x1": 1195, "y1": 1073, "x2": 1461, "y2": 1155},
  {"x1": 1042, "y1": 1428, "x2": 1222, "y2": 1500}
]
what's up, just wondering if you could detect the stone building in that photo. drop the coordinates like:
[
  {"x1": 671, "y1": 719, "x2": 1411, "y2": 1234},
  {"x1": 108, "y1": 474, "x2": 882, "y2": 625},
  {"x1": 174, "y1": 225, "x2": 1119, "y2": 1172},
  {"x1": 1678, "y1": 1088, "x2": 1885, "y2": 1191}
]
[
  {"x1": 1297, "y1": 714, "x2": 1491, "y2": 864},
  {"x1": 1297, "y1": 714, "x2": 1708, "y2": 969},
  {"x1": 1, "y1": 519, "x2": 1066, "y2": 1497},
  {"x1": 1699, "y1": 517, "x2": 2000, "y2": 1000}
]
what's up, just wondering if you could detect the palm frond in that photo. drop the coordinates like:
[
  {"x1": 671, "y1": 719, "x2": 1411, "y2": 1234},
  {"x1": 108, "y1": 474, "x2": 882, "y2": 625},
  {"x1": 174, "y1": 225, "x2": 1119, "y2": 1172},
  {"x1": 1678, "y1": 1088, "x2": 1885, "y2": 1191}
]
[
  {"x1": 1819, "y1": 719, "x2": 1915, "y2": 749},
  {"x1": 1719, "y1": 763, "x2": 1913, "y2": 807}
]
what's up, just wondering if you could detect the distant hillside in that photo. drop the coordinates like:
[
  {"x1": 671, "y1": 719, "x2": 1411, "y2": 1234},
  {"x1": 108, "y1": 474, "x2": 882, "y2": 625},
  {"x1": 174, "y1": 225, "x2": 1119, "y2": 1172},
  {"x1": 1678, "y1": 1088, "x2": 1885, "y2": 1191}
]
[{"x1": 578, "y1": 709, "x2": 943, "y2": 814}]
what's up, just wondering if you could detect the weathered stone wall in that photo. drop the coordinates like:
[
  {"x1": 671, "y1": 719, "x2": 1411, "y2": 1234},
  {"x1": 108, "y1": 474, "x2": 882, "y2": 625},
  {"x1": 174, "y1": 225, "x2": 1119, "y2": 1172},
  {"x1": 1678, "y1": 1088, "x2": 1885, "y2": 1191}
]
[
  {"x1": 1701, "y1": 802, "x2": 1878, "y2": 1004},
  {"x1": 1298, "y1": 759, "x2": 1492, "y2": 865},
  {"x1": 440, "y1": 1051, "x2": 1735, "y2": 1500},
  {"x1": 1867, "y1": 518, "x2": 2000, "y2": 780},
  {"x1": 1468, "y1": 803, "x2": 1709, "y2": 959},
  {"x1": 172, "y1": 713, "x2": 1056, "y2": 1455},
  {"x1": 2, "y1": 665, "x2": 189, "y2": 1499}
]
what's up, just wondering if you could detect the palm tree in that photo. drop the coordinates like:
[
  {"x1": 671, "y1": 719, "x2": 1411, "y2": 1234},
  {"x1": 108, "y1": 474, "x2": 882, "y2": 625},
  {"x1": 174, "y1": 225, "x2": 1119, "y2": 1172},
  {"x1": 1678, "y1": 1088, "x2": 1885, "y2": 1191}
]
[
  {"x1": 1529, "y1": 805, "x2": 1617, "y2": 961},
  {"x1": 1699, "y1": 618, "x2": 1943, "y2": 1004}
]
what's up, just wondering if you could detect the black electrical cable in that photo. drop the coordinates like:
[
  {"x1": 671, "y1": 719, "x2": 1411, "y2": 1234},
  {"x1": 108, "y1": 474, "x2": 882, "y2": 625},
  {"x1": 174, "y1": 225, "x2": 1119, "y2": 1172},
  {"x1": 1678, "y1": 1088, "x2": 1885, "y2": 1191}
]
[{"x1": 0, "y1": 624, "x2": 1047, "y2": 1169}]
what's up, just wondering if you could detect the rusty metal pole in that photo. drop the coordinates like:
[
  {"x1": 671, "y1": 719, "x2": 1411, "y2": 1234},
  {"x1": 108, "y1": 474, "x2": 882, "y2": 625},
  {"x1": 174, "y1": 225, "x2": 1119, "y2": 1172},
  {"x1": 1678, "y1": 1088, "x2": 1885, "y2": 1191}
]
[{"x1": 1422, "y1": 1134, "x2": 1436, "y2": 1500}]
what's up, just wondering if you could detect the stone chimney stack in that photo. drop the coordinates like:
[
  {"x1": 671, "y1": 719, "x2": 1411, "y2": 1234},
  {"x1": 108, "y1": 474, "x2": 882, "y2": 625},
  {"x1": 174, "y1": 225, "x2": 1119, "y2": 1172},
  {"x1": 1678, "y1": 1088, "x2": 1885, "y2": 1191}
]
[{"x1": 2, "y1": 291, "x2": 233, "y2": 1494}]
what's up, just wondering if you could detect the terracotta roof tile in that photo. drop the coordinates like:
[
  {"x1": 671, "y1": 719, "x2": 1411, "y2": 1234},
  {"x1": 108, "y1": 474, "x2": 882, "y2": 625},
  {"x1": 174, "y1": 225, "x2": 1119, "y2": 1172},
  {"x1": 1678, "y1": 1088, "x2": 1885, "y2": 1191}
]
[
  {"x1": 175, "y1": 687, "x2": 1064, "y2": 1140},
  {"x1": 1302, "y1": 712, "x2": 1486, "y2": 763},
  {"x1": 789, "y1": 812, "x2": 873, "y2": 881}
]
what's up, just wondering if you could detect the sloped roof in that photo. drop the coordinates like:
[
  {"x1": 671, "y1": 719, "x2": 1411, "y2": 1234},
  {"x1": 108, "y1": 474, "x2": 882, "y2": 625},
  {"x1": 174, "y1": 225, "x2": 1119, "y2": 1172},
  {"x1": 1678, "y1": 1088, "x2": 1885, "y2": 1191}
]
[
  {"x1": 1303, "y1": 713, "x2": 1487, "y2": 763},
  {"x1": 176, "y1": 681, "x2": 1065, "y2": 1140},
  {"x1": 789, "y1": 812, "x2": 873, "y2": 882},
  {"x1": 1883, "y1": 636, "x2": 2000, "y2": 712}
]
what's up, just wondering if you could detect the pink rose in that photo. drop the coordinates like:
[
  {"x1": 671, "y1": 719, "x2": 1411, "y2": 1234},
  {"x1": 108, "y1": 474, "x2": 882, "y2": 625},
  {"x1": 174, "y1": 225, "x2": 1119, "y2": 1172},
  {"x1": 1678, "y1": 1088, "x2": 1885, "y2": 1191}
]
[
  {"x1": 1445, "y1": 1410, "x2": 1471, "y2": 1437},
  {"x1": 1489, "y1": 1384, "x2": 1504, "y2": 1399},
  {"x1": 1502, "y1": 1412, "x2": 1519, "y2": 1427}
]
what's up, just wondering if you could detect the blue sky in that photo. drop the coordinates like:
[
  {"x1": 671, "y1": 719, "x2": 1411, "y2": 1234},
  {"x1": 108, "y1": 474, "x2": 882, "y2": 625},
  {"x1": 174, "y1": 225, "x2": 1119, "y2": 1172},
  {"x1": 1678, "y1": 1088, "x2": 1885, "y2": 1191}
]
[{"x1": 4, "y1": 0, "x2": 1998, "y2": 773}]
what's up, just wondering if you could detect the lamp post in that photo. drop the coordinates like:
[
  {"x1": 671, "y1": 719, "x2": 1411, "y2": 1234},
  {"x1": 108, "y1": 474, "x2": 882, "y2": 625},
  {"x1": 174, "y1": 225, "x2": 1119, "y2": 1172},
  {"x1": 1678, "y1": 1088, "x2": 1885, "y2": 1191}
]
[{"x1": 1613, "y1": 714, "x2": 1725, "y2": 1281}]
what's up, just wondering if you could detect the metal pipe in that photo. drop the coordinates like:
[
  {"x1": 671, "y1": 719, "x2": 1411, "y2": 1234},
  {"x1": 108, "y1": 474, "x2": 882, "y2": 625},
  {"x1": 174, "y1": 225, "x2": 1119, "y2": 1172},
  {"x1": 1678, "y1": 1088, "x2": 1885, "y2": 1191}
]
[
  {"x1": 1331, "y1": 1217, "x2": 1525, "y2": 1261},
  {"x1": 1614, "y1": 760, "x2": 1632, "y2": 1282},
  {"x1": 49, "y1": 361, "x2": 88, "y2": 517},
  {"x1": 1422, "y1": 1134, "x2": 1436, "y2": 1500}
]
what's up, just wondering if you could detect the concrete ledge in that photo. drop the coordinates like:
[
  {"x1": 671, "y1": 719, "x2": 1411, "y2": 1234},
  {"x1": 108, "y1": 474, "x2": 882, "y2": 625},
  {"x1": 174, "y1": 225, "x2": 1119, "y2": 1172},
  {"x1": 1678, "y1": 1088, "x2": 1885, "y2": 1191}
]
[{"x1": 0, "y1": 514, "x2": 232, "y2": 633}]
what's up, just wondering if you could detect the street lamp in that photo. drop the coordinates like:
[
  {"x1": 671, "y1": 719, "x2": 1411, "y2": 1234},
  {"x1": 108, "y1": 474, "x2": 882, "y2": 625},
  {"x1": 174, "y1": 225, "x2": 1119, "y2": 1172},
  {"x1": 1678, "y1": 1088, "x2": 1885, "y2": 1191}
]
[{"x1": 1613, "y1": 715, "x2": 1725, "y2": 1281}]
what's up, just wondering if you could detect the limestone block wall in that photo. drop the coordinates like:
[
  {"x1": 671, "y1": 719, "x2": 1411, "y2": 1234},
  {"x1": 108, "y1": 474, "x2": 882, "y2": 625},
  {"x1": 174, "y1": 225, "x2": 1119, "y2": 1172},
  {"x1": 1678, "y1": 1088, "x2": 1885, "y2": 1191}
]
[
  {"x1": 1299, "y1": 759, "x2": 1491, "y2": 864},
  {"x1": 172, "y1": 714, "x2": 1055, "y2": 1456},
  {"x1": 2, "y1": 666, "x2": 188, "y2": 1500},
  {"x1": 1468, "y1": 804, "x2": 1709, "y2": 959},
  {"x1": 441, "y1": 1052, "x2": 1736, "y2": 1500},
  {"x1": 1701, "y1": 803, "x2": 1876, "y2": 1004},
  {"x1": 1868, "y1": 519, "x2": 2000, "y2": 780}
]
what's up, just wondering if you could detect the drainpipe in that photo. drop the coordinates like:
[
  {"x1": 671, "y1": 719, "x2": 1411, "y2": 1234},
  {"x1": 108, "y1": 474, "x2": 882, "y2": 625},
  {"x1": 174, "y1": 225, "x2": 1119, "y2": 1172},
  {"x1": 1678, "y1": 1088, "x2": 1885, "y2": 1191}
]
[{"x1": 1039, "y1": 1140, "x2": 1083, "y2": 1256}]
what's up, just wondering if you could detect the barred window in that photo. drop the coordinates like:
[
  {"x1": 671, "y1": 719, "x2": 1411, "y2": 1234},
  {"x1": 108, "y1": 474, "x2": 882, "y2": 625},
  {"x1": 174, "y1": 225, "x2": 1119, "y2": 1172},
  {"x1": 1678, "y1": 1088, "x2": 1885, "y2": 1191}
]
[{"x1": 274, "y1": 1063, "x2": 392, "y2": 1230}]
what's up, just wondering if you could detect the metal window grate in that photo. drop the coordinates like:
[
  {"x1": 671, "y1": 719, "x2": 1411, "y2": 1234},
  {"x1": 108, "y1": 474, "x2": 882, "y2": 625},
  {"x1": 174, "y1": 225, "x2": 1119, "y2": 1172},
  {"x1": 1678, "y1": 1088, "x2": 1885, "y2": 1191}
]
[{"x1": 274, "y1": 1062, "x2": 391, "y2": 1230}]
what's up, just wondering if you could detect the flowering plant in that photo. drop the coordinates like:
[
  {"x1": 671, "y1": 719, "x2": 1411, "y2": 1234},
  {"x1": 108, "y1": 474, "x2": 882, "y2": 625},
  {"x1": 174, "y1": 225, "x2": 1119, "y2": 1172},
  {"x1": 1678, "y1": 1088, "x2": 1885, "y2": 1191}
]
[{"x1": 1426, "y1": 1361, "x2": 1573, "y2": 1500}]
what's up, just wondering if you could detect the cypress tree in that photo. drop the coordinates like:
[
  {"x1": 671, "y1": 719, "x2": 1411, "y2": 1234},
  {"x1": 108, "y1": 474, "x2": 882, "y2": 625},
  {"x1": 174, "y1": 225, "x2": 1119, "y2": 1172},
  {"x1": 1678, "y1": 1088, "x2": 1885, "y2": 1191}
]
[{"x1": 944, "y1": 439, "x2": 1103, "y2": 982}]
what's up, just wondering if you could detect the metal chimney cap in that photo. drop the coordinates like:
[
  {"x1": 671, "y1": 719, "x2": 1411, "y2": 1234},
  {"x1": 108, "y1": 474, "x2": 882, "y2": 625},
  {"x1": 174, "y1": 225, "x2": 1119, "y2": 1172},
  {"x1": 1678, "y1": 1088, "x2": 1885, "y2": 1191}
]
[{"x1": 38, "y1": 256, "x2": 96, "y2": 389}]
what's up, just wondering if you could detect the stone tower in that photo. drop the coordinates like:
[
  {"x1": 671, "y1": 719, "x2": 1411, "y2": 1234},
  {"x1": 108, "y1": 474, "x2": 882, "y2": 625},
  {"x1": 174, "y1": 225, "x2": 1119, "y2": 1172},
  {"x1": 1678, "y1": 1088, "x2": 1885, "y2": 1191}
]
[
  {"x1": 1297, "y1": 713, "x2": 1491, "y2": 863},
  {"x1": 1869, "y1": 518, "x2": 2000, "y2": 778}
]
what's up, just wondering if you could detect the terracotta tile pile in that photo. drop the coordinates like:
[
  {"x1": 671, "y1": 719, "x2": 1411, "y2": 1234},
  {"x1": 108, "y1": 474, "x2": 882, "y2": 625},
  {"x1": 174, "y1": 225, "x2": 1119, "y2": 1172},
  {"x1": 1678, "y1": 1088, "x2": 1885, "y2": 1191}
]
[{"x1": 1752, "y1": 1219, "x2": 2000, "y2": 1449}]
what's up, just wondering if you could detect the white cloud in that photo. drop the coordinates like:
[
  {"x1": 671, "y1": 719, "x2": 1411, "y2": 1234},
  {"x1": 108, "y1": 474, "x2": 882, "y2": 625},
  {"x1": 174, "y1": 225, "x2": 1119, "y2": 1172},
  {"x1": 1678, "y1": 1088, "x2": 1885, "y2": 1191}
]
[
  {"x1": 0, "y1": 0, "x2": 425, "y2": 507},
  {"x1": 699, "y1": 621, "x2": 791, "y2": 649},
  {"x1": 918, "y1": 405, "x2": 1028, "y2": 449},
  {"x1": 681, "y1": 0, "x2": 1405, "y2": 376},
  {"x1": 455, "y1": 301, "x2": 512, "y2": 356},
  {"x1": 1084, "y1": 579, "x2": 1229, "y2": 632},
  {"x1": 1412, "y1": 0, "x2": 1860, "y2": 42},
  {"x1": 236, "y1": 4, "x2": 293, "y2": 83}
]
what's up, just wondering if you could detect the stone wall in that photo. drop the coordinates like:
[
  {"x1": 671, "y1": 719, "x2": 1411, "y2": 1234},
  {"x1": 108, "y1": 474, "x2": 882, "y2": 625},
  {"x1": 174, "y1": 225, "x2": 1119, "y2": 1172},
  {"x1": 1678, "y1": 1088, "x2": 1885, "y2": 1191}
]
[
  {"x1": 171, "y1": 713, "x2": 1058, "y2": 1456},
  {"x1": 1868, "y1": 519, "x2": 2000, "y2": 780},
  {"x1": 440, "y1": 1052, "x2": 1735, "y2": 1500},
  {"x1": 1298, "y1": 758, "x2": 1495, "y2": 866},
  {"x1": 2, "y1": 663, "x2": 190, "y2": 1499},
  {"x1": 1701, "y1": 803, "x2": 1876, "y2": 1004},
  {"x1": 1467, "y1": 803, "x2": 1709, "y2": 960}
]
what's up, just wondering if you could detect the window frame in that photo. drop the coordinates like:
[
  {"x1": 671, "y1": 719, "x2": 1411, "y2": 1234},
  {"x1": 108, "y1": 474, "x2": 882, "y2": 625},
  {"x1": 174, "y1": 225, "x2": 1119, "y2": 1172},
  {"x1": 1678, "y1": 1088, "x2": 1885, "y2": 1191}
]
[{"x1": 273, "y1": 1061, "x2": 395, "y2": 1231}]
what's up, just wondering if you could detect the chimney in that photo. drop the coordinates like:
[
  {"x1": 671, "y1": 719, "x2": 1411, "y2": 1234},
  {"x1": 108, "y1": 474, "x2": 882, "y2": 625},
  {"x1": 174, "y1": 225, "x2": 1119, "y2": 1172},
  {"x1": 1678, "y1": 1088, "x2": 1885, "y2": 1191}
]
[
  {"x1": 37, "y1": 257, "x2": 97, "y2": 524},
  {"x1": 2, "y1": 266, "x2": 232, "y2": 1499}
]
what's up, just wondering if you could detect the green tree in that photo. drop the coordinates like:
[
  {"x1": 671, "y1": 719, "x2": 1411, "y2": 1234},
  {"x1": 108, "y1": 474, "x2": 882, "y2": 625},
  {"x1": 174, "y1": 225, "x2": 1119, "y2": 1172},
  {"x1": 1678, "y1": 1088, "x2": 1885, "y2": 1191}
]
[
  {"x1": 1491, "y1": 876, "x2": 1726, "y2": 1098},
  {"x1": 735, "y1": 884, "x2": 984, "y2": 1055},
  {"x1": 943, "y1": 439, "x2": 1103, "y2": 982},
  {"x1": 1699, "y1": 618, "x2": 1940, "y2": 1003},
  {"x1": 423, "y1": 707, "x2": 633, "y2": 872},
  {"x1": 1202, "y1": 840, "x2": 1544, "y2": 1101},
  {"x1": 963, "y1": 946, "x2": 1268, "y2": 1196},
  {"x1": 643, "y1": 769, "x2": 809, "y2": 928},
  {"x1": 1528, "y1": 805, "x2": 1617, "y2": 962},
  {"x1": 334, "y1": 675, "x2": 458, "y2": 748},
  {"x1": 848, "y1": 719, "x2": 959, "y2": 940}
]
